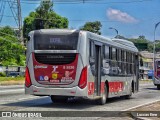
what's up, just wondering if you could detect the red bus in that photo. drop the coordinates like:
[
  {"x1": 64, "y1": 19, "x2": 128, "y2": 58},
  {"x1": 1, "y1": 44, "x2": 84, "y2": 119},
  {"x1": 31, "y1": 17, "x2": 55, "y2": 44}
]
[
  {"x1": 154, "y1": 59, "x2": 160, "y2": 89},
  {"x1": 25, "y1": 29, "x2": 140, "y2": 105}
]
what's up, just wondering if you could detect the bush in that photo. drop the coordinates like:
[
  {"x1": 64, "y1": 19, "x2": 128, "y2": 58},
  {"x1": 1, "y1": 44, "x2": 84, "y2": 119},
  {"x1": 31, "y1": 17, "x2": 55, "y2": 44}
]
[{"x1": 0, "y1": 72, "x2": 6, "y2": 77}]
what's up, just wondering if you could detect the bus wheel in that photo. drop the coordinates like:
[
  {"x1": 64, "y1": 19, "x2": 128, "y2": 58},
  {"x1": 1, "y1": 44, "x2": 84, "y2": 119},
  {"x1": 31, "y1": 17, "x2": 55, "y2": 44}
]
[
  {"x1": 50, "y1": 95, "x2": 68, "y2": 103},
  {"x1": 96, "y1": 85, "x2": 107, "y2": 105},
  {"x1": 157, "y1": 85, "x2": 160, "y2": 90},
  {"x1": 124, "y1": 84, "x2": 132, "y2": 99}
]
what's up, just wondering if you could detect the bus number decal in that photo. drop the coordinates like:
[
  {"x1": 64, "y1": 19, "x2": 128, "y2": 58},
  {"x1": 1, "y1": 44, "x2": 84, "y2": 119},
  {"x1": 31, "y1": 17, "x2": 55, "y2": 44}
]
[
  {"x1": 63, "y1": 66, "x2": 74, "y2": 70},
  {"x1": 88, "y1": 82, "x2": 94, "y2": 95}
]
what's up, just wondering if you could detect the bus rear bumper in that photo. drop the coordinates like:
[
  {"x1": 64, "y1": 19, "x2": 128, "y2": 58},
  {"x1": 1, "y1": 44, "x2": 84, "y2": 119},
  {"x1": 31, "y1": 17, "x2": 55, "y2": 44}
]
[{"x1": 25, "y1": 85, "x2": 88, "y2": 97}]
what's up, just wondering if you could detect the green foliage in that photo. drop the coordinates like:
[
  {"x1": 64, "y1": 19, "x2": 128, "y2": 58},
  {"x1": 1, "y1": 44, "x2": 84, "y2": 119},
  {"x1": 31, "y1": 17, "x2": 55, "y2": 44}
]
[
  {"x1": 116, "y1": 35, "x2": 155, "y2": 52},
  {"x1": 23, "y1": 0, "x2": 69, "y2": 38},
  {"x1": 0, "y1": 72, "x2": 6, "y2": 77},
  {"x1": 0, "y1": 26, "x2": 26, "y2": 66},
  {"x1": 80, "y1": 21, "x2": 102, "y2": 35}
]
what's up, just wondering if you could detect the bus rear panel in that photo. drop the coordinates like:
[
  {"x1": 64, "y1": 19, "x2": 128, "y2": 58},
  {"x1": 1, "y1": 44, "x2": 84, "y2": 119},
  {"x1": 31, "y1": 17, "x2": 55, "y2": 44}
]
[
  {"x1": 25, "y1": 29, "x2": 140, "y2": 104},
  {"x1": 25, "y1": 29, "x2": 88, "y2": 97}
]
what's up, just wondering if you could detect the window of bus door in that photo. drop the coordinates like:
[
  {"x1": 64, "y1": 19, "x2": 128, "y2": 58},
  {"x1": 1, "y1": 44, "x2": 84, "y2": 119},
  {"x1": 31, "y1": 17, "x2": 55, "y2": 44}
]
[{"x1": 89, "y1": 40, "x2": 95, "y2": 76}]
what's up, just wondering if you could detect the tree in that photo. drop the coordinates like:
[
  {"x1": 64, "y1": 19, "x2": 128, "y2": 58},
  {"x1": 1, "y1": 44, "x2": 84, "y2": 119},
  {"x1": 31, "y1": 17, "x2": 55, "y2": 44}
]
[
  {"x1": 23, "y1": 0, "x2": 68, "y2": 38},
  {"x1": 80, "y1": 21, "x2": 102, "y2": 35},
  {"x1": 0, "y1": 26, "x2": 25, "y2": 66}
]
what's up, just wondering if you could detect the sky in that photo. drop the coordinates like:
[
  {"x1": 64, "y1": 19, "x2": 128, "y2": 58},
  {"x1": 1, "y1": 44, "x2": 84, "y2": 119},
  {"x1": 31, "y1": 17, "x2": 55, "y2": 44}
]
[{"x1": 1, "y1": 0, "x2": 160, "y2": 41}]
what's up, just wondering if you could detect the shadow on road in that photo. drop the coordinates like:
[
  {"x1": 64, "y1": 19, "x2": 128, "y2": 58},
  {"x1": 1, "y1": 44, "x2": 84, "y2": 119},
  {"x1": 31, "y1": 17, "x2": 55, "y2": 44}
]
[
  {"x1": 1, "y1": 95, "x2": 135, "y2": 110},
  {"x1": 145, "y1": 87, "x2": 158, "y2": 90}
]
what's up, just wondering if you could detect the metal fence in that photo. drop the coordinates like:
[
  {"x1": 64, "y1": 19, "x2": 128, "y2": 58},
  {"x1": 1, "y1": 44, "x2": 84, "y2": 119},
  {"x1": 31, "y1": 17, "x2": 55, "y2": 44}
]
[{"x1": 0, "y1": 66, "x2": 25, "y2": 77}]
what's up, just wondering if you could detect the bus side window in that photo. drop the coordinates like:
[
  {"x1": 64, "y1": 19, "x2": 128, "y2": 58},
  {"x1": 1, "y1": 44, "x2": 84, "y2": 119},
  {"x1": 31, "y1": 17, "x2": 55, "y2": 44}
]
[
  {"x1": 102, "y1": 45, "x2": 110, "y2": 75},
  {"x1": 89, "y1": 40, "x2": 95, "y2": 66},
  {"x1": 109, "y1": 47, "x2": 112, "y2": 59},
  {"x1": 104, "y1": 45, "x2": 109, "y2": 59},
  {"x1": 103, "y1": 45, "x2": 109, "y2": 67},
  {"x1": 118, "y1": 49, "x2": 122, "y2": 74},
  {"x1": 112, "y1": 47, "x2": 116, "y2": 60},
  {"x1": 121, "y1": 50, "x2": 124, "y2": 74}
]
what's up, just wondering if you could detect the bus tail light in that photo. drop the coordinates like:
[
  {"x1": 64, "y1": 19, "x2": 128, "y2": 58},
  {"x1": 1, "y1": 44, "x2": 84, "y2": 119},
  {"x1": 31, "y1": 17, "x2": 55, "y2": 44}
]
[
  {"x1": 78, "y1": 66, "x2": 87, "y2": 89},
  {"x1": 25, "y1": 67, "x2": 32, "y2": 87}
]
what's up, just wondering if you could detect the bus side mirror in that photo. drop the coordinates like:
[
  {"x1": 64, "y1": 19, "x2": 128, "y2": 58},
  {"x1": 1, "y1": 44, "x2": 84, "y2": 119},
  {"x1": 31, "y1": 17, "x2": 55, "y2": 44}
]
[
  {"x1": 140, "y1": 58, "x2": 143, "y2": 66},
  {"x1": 27, "y1": 36, "x2": 31, "y2": 41}
]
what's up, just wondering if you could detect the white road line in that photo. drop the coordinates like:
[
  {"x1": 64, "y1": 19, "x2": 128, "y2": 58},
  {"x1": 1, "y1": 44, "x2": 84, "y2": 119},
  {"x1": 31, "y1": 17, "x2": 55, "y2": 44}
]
[
  {"x1": 0, "y1": 89, "x2": 24, "y2": 93},
  {"x1": 17, "y1": 96, "x2": 47, "y2": 101},
  {"x1": 121, "y1": 99, "x2": 160, "y2": 111},
  {"x1": 0, "y1": 85, "x2": 24, "y2": 88}
]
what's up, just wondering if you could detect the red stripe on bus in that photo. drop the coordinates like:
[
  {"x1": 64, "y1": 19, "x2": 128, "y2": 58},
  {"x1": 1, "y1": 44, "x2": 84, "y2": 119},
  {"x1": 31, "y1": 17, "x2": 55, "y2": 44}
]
[
  {"x1": 88, "y1": 82, "x2": 94, "y2": 95},
  {"x1": 109, "y1": 81, "x2": 124, "y2": 93},
  {"x1": 88, "y1": 81, "x2": 124, "y2": 95}
]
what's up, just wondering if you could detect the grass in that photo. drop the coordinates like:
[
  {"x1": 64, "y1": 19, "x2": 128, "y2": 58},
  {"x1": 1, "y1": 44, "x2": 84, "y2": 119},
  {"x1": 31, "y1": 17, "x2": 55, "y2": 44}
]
[
  {"x1": 0, "y1": 77, "x2": 25, "y2": 81},
  {"x1": 0, "y1": 77, "x2": 25, "y2": 85}
]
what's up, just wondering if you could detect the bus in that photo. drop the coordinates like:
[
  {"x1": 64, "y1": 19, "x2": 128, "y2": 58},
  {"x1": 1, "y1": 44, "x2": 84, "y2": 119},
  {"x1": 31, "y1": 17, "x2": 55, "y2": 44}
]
[
  {"x1": 153, "y1": 59, "x2": 160, "y2": 90},
  {"x1": 25, "y1": 29, "x2": 140, "y2": 105}
]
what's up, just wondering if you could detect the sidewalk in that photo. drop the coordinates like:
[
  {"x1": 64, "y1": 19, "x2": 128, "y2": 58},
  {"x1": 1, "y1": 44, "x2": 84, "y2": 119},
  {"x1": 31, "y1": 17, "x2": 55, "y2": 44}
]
[{"x1": 128, "y1": 101, "x2": 160, "y2": 120}]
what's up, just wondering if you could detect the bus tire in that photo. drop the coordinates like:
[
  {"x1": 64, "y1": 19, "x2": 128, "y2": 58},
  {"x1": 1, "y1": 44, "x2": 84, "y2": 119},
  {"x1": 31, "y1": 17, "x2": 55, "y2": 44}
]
[
  {"x1": 124, "y1": 83, "x2": 132, "y2": 99},
  {"x1": 157, "y1": 85, "x2": 160, "y2": 90},
  {"x1": 96, "y1": 85, "x2": 107, "y2": 105},
  {"x1": 50, "y1": 95, "x2": 68, "y2": 103}
]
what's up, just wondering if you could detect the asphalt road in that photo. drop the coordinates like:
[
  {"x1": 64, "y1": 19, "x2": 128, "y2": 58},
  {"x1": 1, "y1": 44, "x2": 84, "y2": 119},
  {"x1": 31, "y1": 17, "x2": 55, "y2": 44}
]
[{"x1": 0, "y1": 82, "x2": 160, "y2": 119}]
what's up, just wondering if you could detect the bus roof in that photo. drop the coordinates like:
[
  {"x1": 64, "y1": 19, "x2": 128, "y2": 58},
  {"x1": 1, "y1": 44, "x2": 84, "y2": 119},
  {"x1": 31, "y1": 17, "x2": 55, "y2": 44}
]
[
  {"x1": 84, "y1": 31, "x2": 138, "y2": 53},
  {"x1": 32, "y1": 29, "x2": 79, "y2": 35},
  {"x1": 30, "y1": 29, "x2": 138, "y2": 53}
]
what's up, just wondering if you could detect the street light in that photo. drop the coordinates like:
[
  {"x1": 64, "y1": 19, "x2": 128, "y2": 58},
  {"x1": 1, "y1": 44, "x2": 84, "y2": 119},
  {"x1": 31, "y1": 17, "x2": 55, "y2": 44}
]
[
  {"x1": 109, "y1": 27, "x2": 118, "y2": 38},
  {"x1": 153, "y1": 22, "x2": 160, "y2": 79}
]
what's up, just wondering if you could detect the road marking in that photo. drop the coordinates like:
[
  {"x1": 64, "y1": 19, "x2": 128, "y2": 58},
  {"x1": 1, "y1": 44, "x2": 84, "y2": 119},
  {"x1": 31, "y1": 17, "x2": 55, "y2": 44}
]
[
  {"x1": 17, "y1": 96, "x2": 46, "y2": 101},
  {"x1": 0, "y1": 85, "x2": 23, "y2": 88},
  {"x1": 0, "y1": 89, "x2": 24, "y2": 93},
  {"x1": 121, "y1": 99, "x2": 160, "y2": 111}
]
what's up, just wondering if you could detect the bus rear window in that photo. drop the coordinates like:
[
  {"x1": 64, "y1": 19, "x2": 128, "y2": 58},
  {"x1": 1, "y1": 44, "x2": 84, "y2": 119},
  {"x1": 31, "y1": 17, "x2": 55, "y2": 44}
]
[{"x1": 34, "y1": 31, "x2": 79, "y2": 50}]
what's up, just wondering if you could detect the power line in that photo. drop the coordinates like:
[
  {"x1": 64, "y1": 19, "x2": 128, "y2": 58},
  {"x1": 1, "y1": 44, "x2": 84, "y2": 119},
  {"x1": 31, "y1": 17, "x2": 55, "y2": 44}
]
[
  {"x1": 0, "y1": 14, "x2": 157, "y2": 23},
  {"x1": 0, "y1": 14, "x2": 123, "y2": 23},
  {"x1": 5, "y1": 0, "x2": 153, "y2": 4}
]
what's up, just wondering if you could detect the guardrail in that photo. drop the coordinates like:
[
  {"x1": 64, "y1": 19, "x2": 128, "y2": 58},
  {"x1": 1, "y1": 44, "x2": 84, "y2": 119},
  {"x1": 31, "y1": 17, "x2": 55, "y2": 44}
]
[{"x1": 0, "y1": 66, "x2": 25, "y2": 77}]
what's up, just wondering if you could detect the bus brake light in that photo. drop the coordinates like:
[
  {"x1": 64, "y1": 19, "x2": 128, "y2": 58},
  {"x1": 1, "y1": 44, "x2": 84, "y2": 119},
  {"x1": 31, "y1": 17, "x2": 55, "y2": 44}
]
[
  {"x1": 25, "y1": 67, "x2": 32, "y2": 87},
  {"x1": 78, "y1": 66, "x2": 87, "y2": 89}
]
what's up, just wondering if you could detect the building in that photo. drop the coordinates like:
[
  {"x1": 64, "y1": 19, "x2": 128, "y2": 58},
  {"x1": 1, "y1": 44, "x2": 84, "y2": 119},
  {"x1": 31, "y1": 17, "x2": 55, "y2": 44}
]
[{"x1": 139, "y1": 51, "x2": 160, "y2": 80}]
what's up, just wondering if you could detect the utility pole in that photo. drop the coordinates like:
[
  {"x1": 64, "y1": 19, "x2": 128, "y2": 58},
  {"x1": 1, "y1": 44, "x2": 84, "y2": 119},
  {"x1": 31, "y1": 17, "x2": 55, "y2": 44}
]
[
  {"x1": 7, "y1": 0, "x2": 23, "y2": 45},
  {"x1": 17, "y1": 0, "x2": 23, "y2": 45}
]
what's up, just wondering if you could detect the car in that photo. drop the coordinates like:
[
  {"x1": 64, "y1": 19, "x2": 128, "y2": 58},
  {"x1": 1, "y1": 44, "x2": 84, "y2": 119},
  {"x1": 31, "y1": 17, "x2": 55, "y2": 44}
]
[{"x1": 7, "y1": 72, "x2": 20, "y2": 77}]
